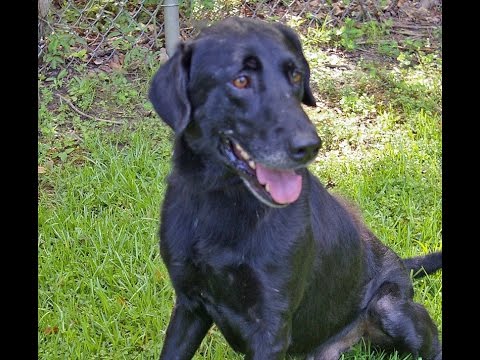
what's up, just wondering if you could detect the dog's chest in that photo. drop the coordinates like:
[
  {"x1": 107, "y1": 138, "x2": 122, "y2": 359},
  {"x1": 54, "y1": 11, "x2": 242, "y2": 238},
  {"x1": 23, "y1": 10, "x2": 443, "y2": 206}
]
[
  {"x1": 161, "y1": 201, "x2": 261, "y2": 286},
  {"x1": 161, "y1": 190, "x2": 313, "y2": 303},
  {"x1": 194, "y1": 260, "x2": 262, "y2": 314}
]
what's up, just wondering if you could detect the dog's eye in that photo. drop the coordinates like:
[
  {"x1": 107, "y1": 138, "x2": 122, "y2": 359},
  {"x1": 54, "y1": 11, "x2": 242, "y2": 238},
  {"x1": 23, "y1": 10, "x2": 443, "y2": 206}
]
[
  {"x1": 290, "y1": 70, "x2": 303, "y2": 85},
  {"x1": 232, "y1": 75, "x2": 250, "y2": 89}
]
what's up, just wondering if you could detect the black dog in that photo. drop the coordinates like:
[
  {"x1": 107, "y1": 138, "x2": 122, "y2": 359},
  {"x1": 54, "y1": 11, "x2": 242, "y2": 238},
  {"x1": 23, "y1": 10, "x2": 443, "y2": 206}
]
[{"x1": 148, "y1": 17, "x2": 442, "y2": 360}]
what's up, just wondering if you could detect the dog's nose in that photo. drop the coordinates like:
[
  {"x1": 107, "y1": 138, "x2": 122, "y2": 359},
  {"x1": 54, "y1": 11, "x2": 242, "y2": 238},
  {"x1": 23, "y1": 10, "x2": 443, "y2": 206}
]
[{"x1": 289, "y1": 132, "x2": 321, "y2": 163}]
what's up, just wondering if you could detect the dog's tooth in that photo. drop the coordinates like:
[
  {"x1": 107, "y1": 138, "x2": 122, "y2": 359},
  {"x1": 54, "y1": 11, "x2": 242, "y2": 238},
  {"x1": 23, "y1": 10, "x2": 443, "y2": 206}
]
[
  {"x1": 248, "y1": 160, "x2": 256, "y2": 170},
  {"x1": 265, "y1": 183, "x2": 270, "y2": 193},
  {"x1": 234, "y1": 143, "x2": 243, "y2": 152},
  {"x1": 240, "y1": 149, "x2": 250, "y2": 161},
  {"x1": 234, "y1": 142, "x2": 252, "y2": 161}
]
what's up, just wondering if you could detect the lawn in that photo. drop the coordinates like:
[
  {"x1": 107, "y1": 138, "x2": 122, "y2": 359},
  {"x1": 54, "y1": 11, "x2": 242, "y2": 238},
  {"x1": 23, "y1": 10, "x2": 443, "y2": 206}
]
[{"x1": 38, "y1": 13, "x2": 442, "y2": 360}]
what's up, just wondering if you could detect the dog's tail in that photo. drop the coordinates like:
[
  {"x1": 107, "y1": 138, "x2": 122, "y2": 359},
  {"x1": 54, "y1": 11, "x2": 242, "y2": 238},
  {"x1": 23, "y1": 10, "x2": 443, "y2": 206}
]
[{"x1": 403, "y1": 251, "x2": 442, "y2": 279}]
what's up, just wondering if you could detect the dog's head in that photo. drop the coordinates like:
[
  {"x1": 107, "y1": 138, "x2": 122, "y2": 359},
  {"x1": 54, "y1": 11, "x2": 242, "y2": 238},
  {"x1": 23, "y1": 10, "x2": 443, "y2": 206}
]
[{"x1": 149, "y1": 17, "x2": 321, "y2": 208}]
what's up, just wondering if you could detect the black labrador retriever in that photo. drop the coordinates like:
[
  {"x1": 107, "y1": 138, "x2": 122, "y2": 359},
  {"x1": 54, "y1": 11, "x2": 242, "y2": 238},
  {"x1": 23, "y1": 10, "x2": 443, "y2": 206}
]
[{"x1": 148, "y1": 17, "x2": 442, "y2": 360}]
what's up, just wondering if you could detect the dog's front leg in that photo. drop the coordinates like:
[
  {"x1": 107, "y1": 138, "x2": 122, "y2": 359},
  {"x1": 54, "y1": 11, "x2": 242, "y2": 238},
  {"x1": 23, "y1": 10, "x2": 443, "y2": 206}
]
[
  {"x1": 245, "y1": 319, "x2": 292, "y2": 360},
  {"x1": 159, "y1": 300, "x2": 212, "y2": 360}
]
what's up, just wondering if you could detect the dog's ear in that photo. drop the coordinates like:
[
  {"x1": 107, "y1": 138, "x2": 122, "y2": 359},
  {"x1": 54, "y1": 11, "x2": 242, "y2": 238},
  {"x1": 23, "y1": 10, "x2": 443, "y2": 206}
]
[
  {"x1": 273, "y1": 23, "x2": 316, "y2": 107},
  {"x1": 149, "y1": 42, "x2": 193, "y2": 133}
]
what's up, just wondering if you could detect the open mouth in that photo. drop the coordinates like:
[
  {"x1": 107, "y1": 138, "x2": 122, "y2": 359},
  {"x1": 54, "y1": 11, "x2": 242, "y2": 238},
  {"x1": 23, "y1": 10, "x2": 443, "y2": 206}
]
[{"x1": 221, "y1": 137, "x2": 303, "y2": 208}]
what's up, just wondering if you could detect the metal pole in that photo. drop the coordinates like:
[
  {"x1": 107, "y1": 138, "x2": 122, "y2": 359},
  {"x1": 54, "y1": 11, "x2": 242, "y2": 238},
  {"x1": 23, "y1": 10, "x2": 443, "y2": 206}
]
[{"x1": 163, "y1": 0, "x2": 180, "y2": 57}]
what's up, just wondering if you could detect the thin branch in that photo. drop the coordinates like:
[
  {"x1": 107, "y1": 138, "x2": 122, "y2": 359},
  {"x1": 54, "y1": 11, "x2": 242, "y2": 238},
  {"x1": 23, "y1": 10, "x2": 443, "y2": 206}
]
[
  {"x1": 390, "y1": 29, "x2": 424, "y2": 37},
  {"x1": 56, "y1": 94, "x2": 122, "y2": 125},
  {"x1": 391, "y1": 24, "x2": 439, "y2": 30},
  {"x1": 397, "y1": 45, "x2": 437, "y2": 53},
  {"x1": 324, "y1": 63, "x2": 353, "y2": 70}
]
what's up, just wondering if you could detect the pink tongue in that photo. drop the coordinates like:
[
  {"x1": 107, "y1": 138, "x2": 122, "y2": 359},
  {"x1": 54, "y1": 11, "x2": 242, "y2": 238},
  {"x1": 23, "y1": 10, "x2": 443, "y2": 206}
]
[{"x1": 256, "y1": 164, "x2": 302, "y2": 204}]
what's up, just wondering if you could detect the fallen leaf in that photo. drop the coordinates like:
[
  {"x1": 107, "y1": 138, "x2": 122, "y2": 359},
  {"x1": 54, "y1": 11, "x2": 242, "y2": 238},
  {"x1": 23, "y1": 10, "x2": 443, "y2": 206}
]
[
  {"x1": 332, "y1": 3, "x2": 343, "y2": 16},
  {"x1": 154, "y1": 269, "x2": 165, "y2": 282},
  {"x1": 38, "y1": 166, "x2": 46, "y2": 174},
  {"x1": 109, "y1": 60, "x2": 122, "y2": 70},
  {"x1": 44, "y1": 326, "x2": 59, "y2": 335},
  {"x1": 116, "y1": 296, "x2": 127, "y2": 306},
  {"x1": 99, "y1": 64, "x2": 112, "y2": 73},
  {"x1": 117, "y1": 53, "x2": 125, "y2": 65},
  {"x1": 108, "y1": 53, "x2": 123, "y2": 70}
]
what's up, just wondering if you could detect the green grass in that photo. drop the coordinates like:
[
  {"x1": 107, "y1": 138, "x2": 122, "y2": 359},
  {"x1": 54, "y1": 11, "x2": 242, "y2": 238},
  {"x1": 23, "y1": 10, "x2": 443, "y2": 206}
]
[{"x1": 38, "y1": 17, "x2": 441, "y2": 360}]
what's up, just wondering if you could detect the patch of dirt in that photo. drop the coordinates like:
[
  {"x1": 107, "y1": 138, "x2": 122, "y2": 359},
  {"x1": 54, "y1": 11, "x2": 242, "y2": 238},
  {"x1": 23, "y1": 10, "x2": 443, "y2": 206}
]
[{"x1": 38, "y1": 1, "x2": 441, "y2": 93}]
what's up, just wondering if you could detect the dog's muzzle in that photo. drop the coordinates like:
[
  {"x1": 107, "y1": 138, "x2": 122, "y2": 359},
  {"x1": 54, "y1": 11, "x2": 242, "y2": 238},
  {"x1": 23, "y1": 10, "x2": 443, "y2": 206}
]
[{"x1": 220, "y1": 133, "x2": 320, "y2": 207}]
